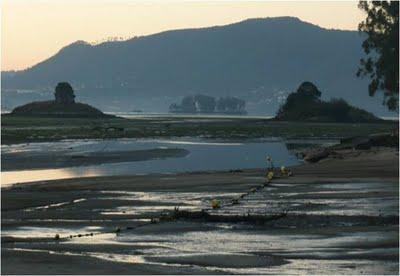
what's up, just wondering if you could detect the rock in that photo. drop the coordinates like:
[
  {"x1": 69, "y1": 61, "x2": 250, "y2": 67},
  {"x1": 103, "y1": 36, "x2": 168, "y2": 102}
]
[
  {"x1": 303, "y1": 148, "x2": 331, "y2": 163},
  {"x1": 354, "y1": 140, "x2": 372, "y2": 150},
  {"x1": 340, "y1": 133, "x2": 398, "y2": 149},
  {"x1": 369, "y1": 133, "x2": 398, "y2": 147}
]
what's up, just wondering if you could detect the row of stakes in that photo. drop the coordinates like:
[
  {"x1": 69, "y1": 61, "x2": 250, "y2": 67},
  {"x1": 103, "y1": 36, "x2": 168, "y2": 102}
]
[
  {"x1": 210, "y1": 156, "x2": 293, "y2": 210},
  {"x1": 54, "y1": 156, "x2": 293, "y2": 241},
  {"x1": 54, "y1": 219, "x2": 159, "y2": 241}
]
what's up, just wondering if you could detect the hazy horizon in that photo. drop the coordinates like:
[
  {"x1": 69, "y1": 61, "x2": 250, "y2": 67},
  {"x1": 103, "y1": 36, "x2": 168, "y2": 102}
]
[{"x1": 2, "y1": 0, "x2": 364, "y2": 71}]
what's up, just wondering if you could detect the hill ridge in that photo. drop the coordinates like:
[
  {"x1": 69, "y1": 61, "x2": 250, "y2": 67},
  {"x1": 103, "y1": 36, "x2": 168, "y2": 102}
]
[{"x1": 1, "y1": 16, "x2": 390, "y2": 116}]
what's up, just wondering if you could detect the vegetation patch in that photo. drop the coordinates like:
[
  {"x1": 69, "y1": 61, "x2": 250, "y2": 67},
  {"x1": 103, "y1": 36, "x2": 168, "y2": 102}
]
[
  {"x1": 275, "y1": 82, "x2": 382, "y2": 123},
  {"x1": 10, "y1": 82, "x2": 112, "y2": 118}
]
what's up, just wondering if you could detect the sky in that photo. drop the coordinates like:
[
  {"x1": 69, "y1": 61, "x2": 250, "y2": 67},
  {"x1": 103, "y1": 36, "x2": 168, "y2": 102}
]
[{"x1": 1, "y1": 0, "x2": 365, "y2": 71}]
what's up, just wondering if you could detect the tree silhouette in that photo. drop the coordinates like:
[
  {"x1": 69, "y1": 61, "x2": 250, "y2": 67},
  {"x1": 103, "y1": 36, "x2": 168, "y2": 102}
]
[
  {"x1": 169, "y1": 95, "x2": 246, "y2": 114},
  {"x1": 357, "y1": 1, "x2": 399, "y2": 111},
  {"x1": 276, "y1": 82, "x2": 379, "y2": 122},
  {"x1": 216, "y1": 97, "x2": 246, "y2": 113},
  {"x1": 54, "y1": 82, "x2": 75, "y2": 104},
  {"x1": 180, "y1": 96, "x2": 197, "y2": 113},
  {"x1": 193, "y1": 94, "x2": 216, "y2": 113}
]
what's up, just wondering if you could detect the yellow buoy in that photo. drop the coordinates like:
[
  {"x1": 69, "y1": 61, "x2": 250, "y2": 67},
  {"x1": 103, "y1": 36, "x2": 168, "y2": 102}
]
[
  {"x1": 211, "y1": 199, "x2": 221, "y2": 209},
  {"x1": 267, "y1": 171, "x2": 274, "y2": 180}
]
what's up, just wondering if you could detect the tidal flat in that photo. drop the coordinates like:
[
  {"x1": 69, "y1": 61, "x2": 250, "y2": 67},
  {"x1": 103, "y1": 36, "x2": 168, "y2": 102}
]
[
  {"x1": 2, "y1": 146, "x2": 398, "y2": 274},
  {"x1": 1, "y1": 116, "x2": 398, "y2": 274},
  {"x1": 1, "y1": 114, "x2": 396, "y2": 144}
]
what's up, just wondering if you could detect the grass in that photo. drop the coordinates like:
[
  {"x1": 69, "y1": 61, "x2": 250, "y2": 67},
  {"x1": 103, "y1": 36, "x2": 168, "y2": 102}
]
[{"x1": 1, "y1": 114, "x2": 397, "y2": 144}]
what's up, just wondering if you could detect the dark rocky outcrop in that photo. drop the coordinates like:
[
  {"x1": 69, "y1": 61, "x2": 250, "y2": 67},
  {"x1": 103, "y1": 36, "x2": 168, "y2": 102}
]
[
  {"x1": 301, "y1": 132, "x2": 398, "y2": 163},
  {"x1": 303, "y1": 148, "x2": 331, "y2": 163},
  {"x1": 339, "y1": 132, "x2": 399, "y2": 150}
]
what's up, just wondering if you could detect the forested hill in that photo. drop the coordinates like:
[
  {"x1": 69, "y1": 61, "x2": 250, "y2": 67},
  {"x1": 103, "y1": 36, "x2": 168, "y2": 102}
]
[{"x1": 1, "y1": 17, "x2": 390, "y2": 115}]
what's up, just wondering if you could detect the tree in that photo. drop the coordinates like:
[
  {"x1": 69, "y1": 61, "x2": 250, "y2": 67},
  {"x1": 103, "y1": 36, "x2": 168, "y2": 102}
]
[
  {"x1": 294, "y1": 82, "x2": 321, "y2": 102},
  {"x1": 277, "y1": 81, "x2": 322, "y2": 115},
  {"x1": 216, "y1": 97, "x2": 246, "y2": 114},
  {"x1": 275, "y1": 82, "x2": 380, "y2": 122},
  {"x1": 169, "y1": 103, "x2": 181, "y2": 113},
  {"x1": 193, "y1": 94, "x2": 216, "y2": 113},
  {"x1": 54, "y1": 82, "x2": 75, "y2": 104},
  {"x1": 357, "y1": 1, "x2": 399, "y2": 111},
  {"x1": 180, "y1": 96, "x2": 197, "y2": 113}
]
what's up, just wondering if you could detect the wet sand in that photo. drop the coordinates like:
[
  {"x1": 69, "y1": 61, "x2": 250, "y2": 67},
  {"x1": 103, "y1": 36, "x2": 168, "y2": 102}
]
[{"x1": 1, "y1": 147, "x2": 398, "y2": 274}]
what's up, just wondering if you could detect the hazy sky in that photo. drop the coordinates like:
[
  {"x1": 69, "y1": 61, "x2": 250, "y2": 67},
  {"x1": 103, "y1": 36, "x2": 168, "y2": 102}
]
[{"x1": 2, "y1": 0, "x2": 364, "y2": 71}]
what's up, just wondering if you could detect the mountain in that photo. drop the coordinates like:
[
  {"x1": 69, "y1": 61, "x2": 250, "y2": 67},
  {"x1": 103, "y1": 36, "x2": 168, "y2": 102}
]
[{"x1": 1, "y1": 17, "x2": 392, "y2": 116}]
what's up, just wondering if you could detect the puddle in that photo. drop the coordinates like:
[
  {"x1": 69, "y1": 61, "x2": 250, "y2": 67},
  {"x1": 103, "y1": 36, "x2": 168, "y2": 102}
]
[{"x1": 25, "y1": 198, "x2": 87, "y2": 212}]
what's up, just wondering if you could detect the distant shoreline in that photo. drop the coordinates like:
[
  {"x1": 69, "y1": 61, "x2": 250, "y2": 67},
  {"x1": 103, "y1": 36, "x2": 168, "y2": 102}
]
[
  {"x1": 1, "y1": 111, "x2": 397, "y2": 121},
  {"x1": 105, "y1": 112, "x2": 399, "y2": 121}
]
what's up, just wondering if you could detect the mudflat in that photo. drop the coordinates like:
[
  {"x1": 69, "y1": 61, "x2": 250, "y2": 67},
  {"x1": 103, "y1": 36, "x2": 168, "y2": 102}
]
[
  {"x1": 2, "y1": 115, "x2": 396, "y2": 144},
  {"x1": 1, "y1": 147, "x2": 398, "y2": 274}
]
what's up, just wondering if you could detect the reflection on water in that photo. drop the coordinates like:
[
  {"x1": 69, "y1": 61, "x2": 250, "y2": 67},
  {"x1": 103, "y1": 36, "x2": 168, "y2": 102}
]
[
  {"x1": 2, "y1": 179, "x2": 398, "y2": 274},
  {"x1": 1, "y1": 168, "x2": 100, "y2": 186},
  {"x1": 1, "y1": 138, "x2": 301, "y2": 186}
]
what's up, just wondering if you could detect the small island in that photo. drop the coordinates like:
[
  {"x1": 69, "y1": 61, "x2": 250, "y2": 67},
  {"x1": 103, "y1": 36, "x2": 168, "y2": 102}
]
[
  {"x1": 169, "y1": 94, "x2": 247, "y2": 115},
  {"x1": 275, "y1": 82, "x2": 381, "y2": 123},
  {"x1": 10, "y1": 82, "x2": 112, "y2": 118}
]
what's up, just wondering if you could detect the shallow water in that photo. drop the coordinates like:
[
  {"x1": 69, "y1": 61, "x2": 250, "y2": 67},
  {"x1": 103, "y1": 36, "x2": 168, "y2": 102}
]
[
  {"x1": 2, "y1": 179, "x2": 398, "y2": 274},
  {"x1": 1, "y1": 137, "x2": 304, "y2": 186},
  {"x1": 2, "y1": 136, "x2": 397, "y2": 274},
  {"x1": 71, "y1": 183, "x2": 399, "y2": 274}
]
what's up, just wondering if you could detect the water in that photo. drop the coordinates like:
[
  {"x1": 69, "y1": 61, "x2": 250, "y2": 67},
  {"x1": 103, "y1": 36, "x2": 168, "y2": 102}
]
[
  {"x1": 107, "y1": 112, "x2": 398, "y2": 121},
  {"x1": 1, "y1": 138, "x2": 303, "y2": 186},
  {"x1": 105, "y1": 112, "x2": 275, "y2": 120},
  {"x1": 3, "y1": 181, "x2": 397, "y2": 274}
]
